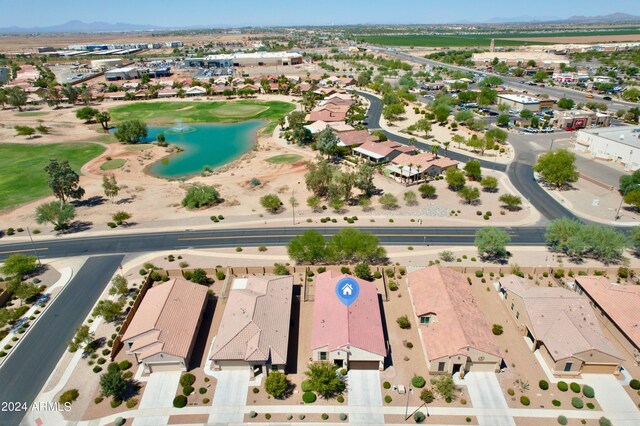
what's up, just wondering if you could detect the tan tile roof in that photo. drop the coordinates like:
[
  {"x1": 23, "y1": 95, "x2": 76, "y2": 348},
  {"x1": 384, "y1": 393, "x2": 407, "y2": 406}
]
[
  {"x1": 210, "y1": 276, "x2": 293, "y2": 365},
  {"x1": 337, "y1": 130, "x2": 379, "y2": 147},
  {"x1": 122, "y1": 278, "x2": 208, "y2": 360},
  {"x1": 309, "y1": 109, "x2": 347, "y2": 122},
  {"x1": 500, "y1": 275, "x2": 622, "y2": 361},
  {"x1": 408, "y1": 266, "x2": 500, "y2": 360},
  {"x1": 575, "y1": 276, "x2": 640, "y2": 350}
]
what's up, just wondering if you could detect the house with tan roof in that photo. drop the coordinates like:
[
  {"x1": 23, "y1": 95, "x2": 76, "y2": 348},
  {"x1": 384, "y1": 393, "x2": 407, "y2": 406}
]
[
  {"x1": 122, "y1": 278, "x2": 208, "y2": 373},
  {"x1": 387, "y1": 152, "x2": 459, "y2": 183},
  {"x1": 407, "y1": 266, "x2": 502, "y2": 375},
  {"x1": 308, "y1": 109, "x2": 347, "y2": 123},
  {"x1": 575, "y1": 276, "x2": 640, "y2": 363},
  {"x1": 210, "y1": 276, "x2": 293, "y2": 377},
  {"x1": 337, "y1": 130, "x2": 379, "y2": 147},
  {"x1": 353, "y1": 140, "x2": 416, "y2": 163},
  {"x1": 185, "y1": 86, "x2": 207, "y2": 96},
  {"x1": 311, "y1": 271, "x2": 387, "y2": 370},
  {"x1": 499, "y1": 275, "x2": 623, "y2": 376}
]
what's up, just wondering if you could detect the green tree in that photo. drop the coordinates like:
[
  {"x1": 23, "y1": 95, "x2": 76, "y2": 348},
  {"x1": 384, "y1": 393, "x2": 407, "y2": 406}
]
[
  {"x1": 433, "y1": 104, "x2": 451, "y2": 124},
  {"x1": 623, "y1": 190, "x2": 640, "y2": 210},
  {"x1": 545, "y1": 218, "x2": 582, "y2": 251},
  {"x1": 92, "y1": 300, "x2": 123, "y2": 323},
  {"x1": 329, "y1": 196, "x2": 344, "y2": 212},
  {"x1": 287, "y1": 230, "x2": 327, "y2": 264},
  {"x1": 619, "y1": 169, "x2": 640, "y2": 196},
  {"x1": 418, "y1": 183, "x2": 436, "y2": 199},
  {"x1": 455, "y1": 110, "x2": 473, "y2": 123},
  {"x1": 478, "y1": 76, "x2": 503, "y2": 87},
  {"x1": 113, "y1": 120, "x2": 148, "y2": 144},
  {"x1": 326, "y1": 228, "x2": 386, "y2": 263},
  {"x1": 354, "y1": 263, "x2": 372, "y2": 280},
  {"x1": 6, "y1": 86, "x2": 27, "y2": 111},
  {"x1": 109, "y1": 275, "x2": 128, "y2": 297},
  {"x1": 475, "y1": 227, "x2": 511, "y2": 259},
  {"x1": 414, "y1": 117, "x2": 432, "y2": 137},
  {"x1": 432, "y1": 375, "x2": 456, "y2": 400},
  {"x1": 557, "y1": 98, "x2": 575, "y2": 110},
  {"x1": 99, "y1": 369, "x2": 127, "y2": 399},
  {"x1": 305, "y1": 159, "x2": 335, "y2": 198},
  {"x1": 622, "y1": 88, "x2": 640, "y2": 102},
  {"x1": 35, "y1": 201, "x2": 76, "y2": 230},
  {"x1": 499, "y1": 194, "x2": 522, "y2": 210},
  {"x1": 293, "y1": 126, "x2": 312, "y2": 146},
  {"x1": 182, "y1": 184, "x2": 220, "y2": 209},
  {"x1": 446, "y1": 168, "x2": 466, "y2": 191},
  {"x1": 307, "y1": 195, "x2": 322, "y2": 212},
  {"x1": 260, "y1": 194, "x2": 283, "y2": 213},
  {"x1": 304, "y1": 362, "x2": 345, "y2": 399},
  {"x1": 112, "y1": 211, "x2": 131, "y2": 225},
  {"x1": 458, "y1": 186, "x2": 480, "y2": 204},
  {"x1": 496, "y1": 114, "x2": 510, "y2": 127},
  {"x1": 533, "y1": 149, "x2": 579, "y2": 188},
  {"x1": 337, "y1": 171, "x2": 356, "y2": 202},
  {"x1": 403, "y1": 190, "x2": 418, "y2": 206},
  {"x1": 287, "y1": 111, "x2": 307, "y2": 130},
  {"x1": 95, "y1": 111, "x2": 111, "y2": 130},
  {"x1": 480, "y1": 176, "x2": 498, "y2": 192},
  {"x1": 379, "y1": 193, "x2": 398, "y2": 209},
  {"x1": 1, "y1": 254, "x2": 38, "y2": 278},
  {"x1": 265, "y1": 371, "x2": 289, "y2": 399},
  {"x1": 464, "y1": 160, "x2": 482, "y2": 181},
  {"x1": 102, "y1": 175, "x2": 120, "y2": 200},
  {"x1": 75, "y1": 106, "x2": 99, "y2": 122},
  {"x1": 316, "y1": 127, "x2": 339, "y2": 158},
  {"x1": 15, "y1": 125, "x2": 36, "y2": 138},
  {"x1": 62, "y1": 85, "x2": 79, "y2": 104},
  {"x1": 520, "y1": 109, "x2": 534, "y2": 120},
  {"x1": 533, "y1": 71, "x2": 548, "y2": 82},
  {"x1": 354, "y1": 163, "x2": 376, "y2": 196},
  {"x1": 630, "y1": 227, "x2": 640, "y2": 253},
  {"x1": 485, "y1": 128, "x2": 508, "y2": 145},
  {"x1": 382, "y1": 103, "x2": 405, "y2": 123}
]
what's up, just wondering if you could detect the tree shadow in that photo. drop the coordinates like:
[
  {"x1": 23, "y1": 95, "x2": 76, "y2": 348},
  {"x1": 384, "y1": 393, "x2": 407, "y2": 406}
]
[
  {"x1": 116, "y1": 197, "x2": 136, "y2": 205},
  {"x1": 72, "y1": 196, "x2": 106, "y2": 208},
  {"x1": 120, "y1": 221, "x2": 138, "y2": 228},
  {"x1": 58, "y1": 221, "x2": 93, "y2": 234}
]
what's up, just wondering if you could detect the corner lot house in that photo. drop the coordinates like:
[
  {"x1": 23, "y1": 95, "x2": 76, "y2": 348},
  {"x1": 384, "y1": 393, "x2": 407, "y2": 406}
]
[
  {"x1": 499, "y1": 275, "x2": 623, "y2": 376},
  {"x1": 407, "y1": 266, "x2": 502, "y2": 375},
  {"x1": 311, "y1": 271, "x2": 386, "y2": 370},
  {"x1": 210, "y1": 276, "x2": 293, "y2": 376},
  {"x1": 575, "y1": 276, "x2": 640, "y2": 363},
  {"x1": 122, "y1": 278, "x2": 208, "y2": 373}
]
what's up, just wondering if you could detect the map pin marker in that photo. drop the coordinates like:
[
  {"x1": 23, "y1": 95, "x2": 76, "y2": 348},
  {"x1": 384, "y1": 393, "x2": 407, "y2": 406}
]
[{"x1": 336, "y1": 276, "x2": 360, "y2": 307}]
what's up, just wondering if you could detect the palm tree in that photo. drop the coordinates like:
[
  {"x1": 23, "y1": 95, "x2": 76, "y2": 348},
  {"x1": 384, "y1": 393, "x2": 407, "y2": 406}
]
[
  {"x1": 416, "y1": 164, "x2": 423, "y2": 183},
  {"x1": 443, "y1": 141, "x2": 450, "y2": 156},
  {"x1": 431, "y1": 144, "x2": 439, "y2": 159},
  {"x1": 408, "y1": 163, "x2": 414, "y2": 184}
]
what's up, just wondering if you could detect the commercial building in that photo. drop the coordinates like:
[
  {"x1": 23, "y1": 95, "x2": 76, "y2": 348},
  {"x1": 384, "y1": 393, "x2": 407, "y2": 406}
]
[
  {"x1": 105, "y1": 66, "x2": 140, "y2": 81},
  {"x1": 407, "y1": 266, "x2": 502, "y2": 375},
  {"x1": 574, "y1": 126, "x2": 640, "y2": 171},
  {"x1": 186, "y1": 52, "x2": 303, "y2": 69},
  {"x1": 122, "y1": 279, "x2": 208, "y2": 373},
  {"x1": 311, "y1": 271, "x2": 387, "y2": 370},
  {"x1": 575, "y1": 276, "x2": 640, "y2": 363},
  {"x1": 472, "y1": 51, "x2": 567, "y2": 68},
  {"x1": 90, "y1": 58, "x2": 125, "y2": 70},
  {"x1": 499, "y1": 276, "x2": 623, "y2": 376},
  {"x1": 210, "y1": 276, "x2": 293, "y2": 376},
  {"x1": 552, "y1": 110, "x2": 611, "y2": 131},
  {"x1": 497, "y1": 93, "x2": 552, "y2": 112}
]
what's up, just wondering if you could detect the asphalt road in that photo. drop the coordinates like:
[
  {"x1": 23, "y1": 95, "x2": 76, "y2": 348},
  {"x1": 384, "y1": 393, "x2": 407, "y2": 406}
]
[
  {"x1": 357, "y1": 90, "x2": 577, "y2": 221},
  {"x1": 0, "y1": 227, "x2": 547, "y2": 261},
  {"x1": 0, "y1": 255, "x2": 123, "y2": 426}
]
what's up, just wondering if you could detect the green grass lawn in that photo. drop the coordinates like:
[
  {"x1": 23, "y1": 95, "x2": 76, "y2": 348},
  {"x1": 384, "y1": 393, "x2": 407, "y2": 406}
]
[
  {"x1": 266, "y1": 154, "x2": 303, "y2": 164},
  {"x1": 100, "y1": 158, "x2": 127, "y2": 170},
  {"x1": 15, "y1": 111, "x2": 49, "y2": 117},
  {"x1": 0, "y1": 143, "x2": 105, "y2": 210}
]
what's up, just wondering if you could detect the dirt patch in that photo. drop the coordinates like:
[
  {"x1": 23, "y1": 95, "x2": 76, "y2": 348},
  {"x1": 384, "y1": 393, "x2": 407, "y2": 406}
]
[{"x1": 168, "y1": 414, "x2": 209, "y2": 424}]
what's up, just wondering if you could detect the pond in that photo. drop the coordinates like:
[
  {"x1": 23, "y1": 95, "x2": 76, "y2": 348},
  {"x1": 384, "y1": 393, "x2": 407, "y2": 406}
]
[{"x1": 144, "y1": 120, "x2": 265, "y2": 178}]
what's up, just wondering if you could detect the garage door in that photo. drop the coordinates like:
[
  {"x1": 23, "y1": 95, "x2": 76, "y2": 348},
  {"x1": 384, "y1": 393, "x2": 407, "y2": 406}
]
[
  {"x1": 468, "y1": 362, "x2": 498, "y2": 372},
  {"x1": 582, "y1": 364, "x2": 618, "y2": 374},
  {"x1": 216, "y1": 361, "x2": 252, "y2": 370},
  {"x1": 349, "y1": 361, "x2": 380, "y2": 370},
  {"x1": 148, "y1": 362, "x2": 182, "y2": 373}
]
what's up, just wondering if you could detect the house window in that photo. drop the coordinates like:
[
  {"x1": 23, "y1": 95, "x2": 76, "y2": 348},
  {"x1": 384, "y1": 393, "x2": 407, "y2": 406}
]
[
  {"x1": 510, "y1": 303, "x2": 514, "y2": 311},
  {"x1": 564, "y1": 362, "x2": 573, "y2": 372},
  {"x1": 420, "y1": 316, "x2": 430, "y2": 324},
  {"x1": 516, "y1": 311, "x2": 520, "y2": 320},
  {"x1": 319, "y1": 352, "x2": 327, "y2": 361},
  {"x1": 437, "y1": 362, "x2": 446, "y2": 372}
]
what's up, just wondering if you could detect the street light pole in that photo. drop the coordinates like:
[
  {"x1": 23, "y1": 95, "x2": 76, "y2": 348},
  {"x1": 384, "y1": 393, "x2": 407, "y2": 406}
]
[
  {"x1": 26, "y1": 226, "x2": 41, "y2": 266},
  {"x1": 404, "y1": 386, "x2": 413, "y2": 420},
  {"x1": 291, "y1": 188, "x2": 295, "y2": 226}
]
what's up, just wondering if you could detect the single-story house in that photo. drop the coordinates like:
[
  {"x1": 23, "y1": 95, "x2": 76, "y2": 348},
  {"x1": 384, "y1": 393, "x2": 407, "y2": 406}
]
[
  {"x1": 574, "y1": 276, "x2": 640, "y2": 363},
  {"x1": 337, "y1": 130, "x2": 379, "y2": 147},
  {"x1": 408, "y1": 266, "x2": 502, "y2": 375},
  {"x1": 387, "y1": 152, "x2": 459, "y2": 183},
  {"x1": 185, "y1": 86, "x2": 207, "y2": 96},
  {"x1": 311, "y1": 271, "x2": 387, "y2": 370},
  {"x1": 499, "y1": 275, "x2": 623, "y2": 376},
  {"x1": 122, "y1": 278, "x2": 208, "y2": 373},
  {"x1": 308, "y1": 109, "x2": 347, "y2": 122},
  {"x1": 305, "y1": 120, "x2": 355, "y2": 135},
  {"x1": 157, "y1": 88, "x2": 178, "y2": 98},
  {"x1": 353, "y1": 140, "x2": 415, "y2": 163},
  {"x1": 210, "y1": 276, "x2": 293, "y2": 376}
]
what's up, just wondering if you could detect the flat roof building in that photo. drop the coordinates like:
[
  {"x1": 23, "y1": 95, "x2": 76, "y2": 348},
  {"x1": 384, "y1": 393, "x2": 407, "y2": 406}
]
[
  {"x1": 498, "y1": 93, "x2": 546, "y2": 112},
  {"x1": 575, "y1": 126, "x2": 640, "y2": 171},
  {"x1": 105, "y1": 66, "x2": 140, "y2": 81},
  {"x1": 186, "y1": 52, "x2": 302, "y2": 69}
]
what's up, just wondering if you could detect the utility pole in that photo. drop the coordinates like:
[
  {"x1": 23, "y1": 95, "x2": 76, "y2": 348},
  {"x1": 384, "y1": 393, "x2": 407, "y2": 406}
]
[
  {"x1": 549, "y1": 138, "x2": 554, "y2": 151},
  {"x1": 26, "y1": 227, "x2": 41, "y2": 266},
  {"x1": 291, "y1": 188, "x2": 296, "y2": 226}
]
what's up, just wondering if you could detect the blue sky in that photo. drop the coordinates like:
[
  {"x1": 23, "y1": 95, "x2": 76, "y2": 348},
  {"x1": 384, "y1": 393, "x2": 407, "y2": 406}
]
[{"x1": 0, "y1": 0, "x2": 637, "y2": 27}]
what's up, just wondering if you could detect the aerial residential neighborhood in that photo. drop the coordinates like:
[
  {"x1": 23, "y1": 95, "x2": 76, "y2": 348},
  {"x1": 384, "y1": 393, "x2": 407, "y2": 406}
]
[{"x1": 1, "y1": 1, "x2": 640, "y2": 426}]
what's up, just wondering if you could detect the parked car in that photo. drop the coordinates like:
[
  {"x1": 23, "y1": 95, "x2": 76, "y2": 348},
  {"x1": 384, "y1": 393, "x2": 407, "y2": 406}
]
[
  {"x1": 603, "y1": 96, "x2": 612, "y2": 101},
  {"x1": 586, "y1": 94, "x2": 594, "y2": 98},
  {"x1": 524, "y1": 127, "x2": 538, "y2": 133}
]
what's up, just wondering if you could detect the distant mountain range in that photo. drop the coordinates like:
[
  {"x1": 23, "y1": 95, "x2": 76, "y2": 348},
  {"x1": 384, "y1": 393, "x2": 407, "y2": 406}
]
[
  {"x1": 484, "y1": 12, "x2": 640, "y2": 24},
  {"x1": 0, "y1": 20, "x2": 164, "y2": 34}
]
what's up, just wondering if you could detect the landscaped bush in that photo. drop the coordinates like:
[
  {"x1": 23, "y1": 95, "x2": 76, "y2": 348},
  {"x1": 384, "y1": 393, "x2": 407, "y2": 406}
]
[
  {"x1": 384, "y1": 395, "x2": 392, "y2": 403},
  {"x1": 558, "y1": 415, "x2": 568, "y2": 425},
  {"x1": 383, "y1": 381, "x2": 391, "y2": 389},
  {"x1": 199, "y1": 387, "x2": 207, "y2": 395},
  {"x1": 539, "y1": 380, "x2": 549, "y2": 390},
  {"x1": 507, "y1": 388, "x2": 515, "y2": 396},
  {"x1": 337, "y1": 395, "x2": 344, "y2": 403},
  {"x1": 570, "y1": 382, "x2": 581, "y2": 393},
  {"x1": 397, "y1": 315, "x2": 411, "y2": 329},
  {"x1": 586, "y1": 402, "x2": 595, "y2": 409},
  {"x1": 126, "y1": 398, "x2": 138, "y2": 408},
  {"x1": 202, "y1": 398, "x2": 209, "y2": 404},
  {"x1": 299, "y1": 415, "x2": 306, "y2": 420},
  {"x1": 249, "y1": 411, "x2": 257, "y2": 418},
  {"x1": 173, "y1": 395, "x2": 187, "y2": 408},
  {"x1": 411, "y1": 375, "x2": 426, "y2": 388},
  {"x1": 301, "y1": 380, "x2": 313, "y2": 392},
  {"x1": 492, "y1": 324, "x2": 504, "y2": 335},
  {"x1": 118, "y1": 360, "x2": 131, "y2": 371},
  {"x1": 115, "y1": 417, "x2": 125, "y2": 426},
  {"x1": 475, "y1": 270, "x2": 483, "y2": 278},
  {"x1": 388, "y1": 281, "x2": 398, "y2": 291},
  {"x1": 97, "y1": 358, "x2": 106, "y2": 365},
  {"x1": 183, "y1": 386, "x2": 194, "y2": 396},
  {"x1": 110, "y1": 399, "x2": 122, "y2": 408},
  {"x1": 302, "y1": 391, "x2": 316, "y2": 403},
  {"x1": 583, "y1": 385, "x2": 595, "y2": 398},
  {"x1": 520, "y1": 396, "x2": 530, "y2": 406},
  {"x1": 630, "y1": 379, "x2": 640, "y2": 390},
  {"x1": 552, "y1": 399, "x2": 561, "y2": 407},
  {"x1": 414, "y1": 411, "x2": 426, "y2": 423},
  {"x1": 406, "y1": 341, "x2": 413, "y2": 349},
  {"x1": 321, "y1": 413, "x2": 329, "y2": 420},
  {"x1": 94, "y1": 396, "x2": 104, "y2": 404},
  {"x1": 180, "y1": 373, "x2": 196, "y2": 387},
  {"x1": 599, "y1": 417, "x2": 612, "y2": 426},
  {"x1": 92, "y1": 366, "x2": 102, "y2": 373},
  {"x1": 558, "y1": 381, "x2": 568, "y2": 392},
  {"x1": 340, "y1": 413, "x2": 348, "y2": 421},
  {"x1": 252, "y1": 387, "x2": 259, "y2": 394},
  {"x1": 59, "y1": 389, "x2": 79, "y2": 405},
  {"x1": 571, "y1": 397, "x2": 584, "y2": 409},
  {"x1": 265, "y1": 414, "x2": 271, "y2": 420}
]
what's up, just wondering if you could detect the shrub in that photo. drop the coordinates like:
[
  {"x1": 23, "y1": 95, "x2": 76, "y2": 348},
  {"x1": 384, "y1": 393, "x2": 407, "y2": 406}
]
[
  {"x1": 414, "y1": 411, "x2": 426, "y2": 423},
  {"x1": 265, "y1": 414, "x2": 271, "y2": 420},
  {"x1": 123, "y1": 371, "x2": 133, "y2": 379},
  {"x1": 115, "y1": 417, "x2": 125, "y2": 426},
  {"x1": 406, "y1": 342, "x2": 413, "y2": 349},
  {"x1": 249, "y1": 411, "x2": 257, "y2": 418},
  {"x1": 552, "y1": 399, "x2": 561, "y2": 407},
  {"x1": 59, "y1": 389, "x2": 79, "y2": 405},
  {"x1": 340, "y1": 413, "x2": 348, "y2": 421},
  {"x1": 93, "y1": 366, "x2": 102, "y2": 373},
  {"x1": 388, "y1": 281, "x2": 398, "y2": 291},
  {"x1": 107, "y1": 363, "x2": 120, "y2": 373},
  {"x1": 110, "y1": 399, "x2": 122, "y2": 408},
  {"x1": 572, "y1": 397, "x2": 584, "y2": 409},
  {"x1": 199, "y1": 387, "x2": 207, "y2": 395},
  {"x1": 558, "y1": 415, "x2": 568, "y2": 425},
  {"x1": 183, "y1": 386, "x2": 194, "y2": 396},
  {"x1": 599, "y1": 417, "x2": 612, "y2": 426},
  {"x1": 107, "y1": 222, "x2": 117, "y2": 228},
  {"x1": 180, "y1": 373, "x2": 196, "y2": 387},
  {"x1": 397, "y1": 315, "x2": 411, "y2": 329},
  {"x1": 301, "y1": 380, "x2": 313, "y2": 392},
  {"x1": 119, "y1": 360, "x2": 131, "y2": 371},
  {"x1": 126, "y1": 398, "x2": 138, "y2": 408},
  {"x1": 587, "y1": 402, "x2": 595, "y2": 409},
  {"x1": 475, "y1": 270, "x2": 483, "y2": 278},
  {"x1": 302, "y1": 391, "x2": 316, "y2": 403},
  {"x1": 570, "y1": 382, "x2": 581, "y2": 393},
  {"x1": 252, "y1": 387, "x2": 259, "y2": 394},
  {"x1": 492, "y1": 324, "x2": 504, "y2": 335},
  {"x1": 507, "y1": 388, "x2": 515, "y2": 396},
  {"x1": 337, "y1": 395, "x2": 344, "y2": 403},
  {"x1": 558, "y1": 381, "x2": 568, "y2": 392},
  {"x1": 383, "y1": 381, "x2": 391, "y2": 389},
  {"x1": 412, "y1": 375, "x2": 426, "y2": 388},
  {"x1": 630, "y1": 379, "x2": 640, "y2": 390},
  {"x1": 173, "y1": 395, "x2": 187, "y2": 408},
  {"x1": 384, "y1": 395, "x2": 392, "y2": 403},
  {"x1": 299, "y1": 415, "x2": 306, "y2": 420},
  {"x1": 322, "y1": 413, "x2": 329, "y2": 420},
  {"x1": 583, "y1": 385, "x2": 595, "y2": 398},
  {"x1": 374, "y1": 271, "x2": 382, "y2": 279},
  {"x1": 339, "y1": 368, "x2": 347, "y2": 376},
  {"x1": 202, "y1": 398, "x2": 209, "y2": 404},
  {"x1": 94, "y1": 396, "x2": 104, "y2": 404},
  {"x1": 520, "y1": 396, "x2": 530, "y2": 406},
  {"x1": 539, "y1": 380, "x2": 549, "y2": 390}
]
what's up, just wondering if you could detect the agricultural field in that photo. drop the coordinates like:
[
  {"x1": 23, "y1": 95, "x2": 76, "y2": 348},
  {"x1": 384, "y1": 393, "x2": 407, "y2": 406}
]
[{"x1": 0, "y1": 143, "x2": 105, "y2": 210}]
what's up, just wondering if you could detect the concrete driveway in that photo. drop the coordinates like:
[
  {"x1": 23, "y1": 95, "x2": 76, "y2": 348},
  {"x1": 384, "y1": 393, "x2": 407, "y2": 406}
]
[
  {"x1": 133, "y1": 370, "x2": 182, "y2": 426},
  {"x1": 208, "y1": 369, "x2": 251, "y2": 424},
  {"x1": 348, "y1": 370, "x2": 384, "y2": 425},
  {"x1": 463, "y1": 372, "x2": 515, "y2": 426},
  {"x1": 582, "y1": 374, "x2": 640, "y2": 426}
]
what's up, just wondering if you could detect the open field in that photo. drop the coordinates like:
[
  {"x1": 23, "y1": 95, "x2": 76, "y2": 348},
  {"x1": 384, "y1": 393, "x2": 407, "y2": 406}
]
[
  {"x1": 0, "y1": 143, "x2": 105, "y2": 210},
  {"x1": 360, "y1": 27, "x2": 640, "y2": 46},
  {"x1": 15, "y1": 111, "x2": 50, "y2": 117},
  {"x1": 266, "y1": 154, "x2": 303, "y2": 164}
]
